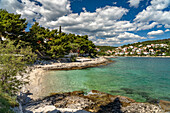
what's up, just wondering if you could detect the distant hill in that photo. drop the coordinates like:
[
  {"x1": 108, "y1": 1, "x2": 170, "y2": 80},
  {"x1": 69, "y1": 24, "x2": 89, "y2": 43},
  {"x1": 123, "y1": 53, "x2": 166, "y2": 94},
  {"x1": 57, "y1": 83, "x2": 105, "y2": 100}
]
[
  {"x1": 122, "y1": 38, "x2": 170, "y2": 47},
  {"x1": 96, "y1": 46, "x2": 116, "y2": 52}
]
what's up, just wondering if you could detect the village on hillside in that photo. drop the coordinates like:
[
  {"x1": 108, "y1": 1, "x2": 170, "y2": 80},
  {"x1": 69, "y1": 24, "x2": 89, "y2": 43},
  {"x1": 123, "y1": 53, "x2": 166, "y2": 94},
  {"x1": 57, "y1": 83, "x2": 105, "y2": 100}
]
[{"x1": 96, "y1": 43, "x2": 170, "y2": 56}]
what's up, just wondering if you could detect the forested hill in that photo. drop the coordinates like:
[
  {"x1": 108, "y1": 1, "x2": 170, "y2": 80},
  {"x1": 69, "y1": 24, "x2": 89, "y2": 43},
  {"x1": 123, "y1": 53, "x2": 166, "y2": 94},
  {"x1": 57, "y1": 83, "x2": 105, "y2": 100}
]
[
  {"x1": 96, "y1": 46, "x2": 116, "y2": 51},
  {"x1": 122, "y1": 38, "x2": 170, "y2": 47}
]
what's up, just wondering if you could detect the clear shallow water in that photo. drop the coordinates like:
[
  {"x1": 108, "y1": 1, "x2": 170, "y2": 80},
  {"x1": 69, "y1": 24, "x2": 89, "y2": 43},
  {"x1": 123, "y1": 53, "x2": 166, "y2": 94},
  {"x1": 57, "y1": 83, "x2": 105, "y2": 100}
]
[{"x1": 43, "y1": 57, "x2": 170, "y2": 102}]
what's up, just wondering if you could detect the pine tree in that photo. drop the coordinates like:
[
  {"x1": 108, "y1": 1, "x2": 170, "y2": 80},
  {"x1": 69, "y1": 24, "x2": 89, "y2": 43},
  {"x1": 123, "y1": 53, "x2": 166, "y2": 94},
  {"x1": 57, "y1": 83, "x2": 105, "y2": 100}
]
[{"x1": 0, "y1": 41, "x2": 37, "y2": 95}]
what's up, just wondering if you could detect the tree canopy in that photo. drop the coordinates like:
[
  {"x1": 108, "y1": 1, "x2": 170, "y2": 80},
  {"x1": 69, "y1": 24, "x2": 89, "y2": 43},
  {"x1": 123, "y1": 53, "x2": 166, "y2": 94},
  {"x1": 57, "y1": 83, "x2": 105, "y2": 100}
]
[
  {"x1": 0, "y1": 9, "x2": 27, "y2": 41},
  {"x1": 0, "y1": 9, "x2": 97, "y2": 59}
]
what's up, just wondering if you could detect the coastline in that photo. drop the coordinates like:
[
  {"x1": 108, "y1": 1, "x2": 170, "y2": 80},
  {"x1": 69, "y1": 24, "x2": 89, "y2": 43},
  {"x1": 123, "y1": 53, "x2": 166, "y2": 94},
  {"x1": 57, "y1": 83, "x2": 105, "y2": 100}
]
[
  {"x1": 18, "y1": 90, "x2": 169, "y2": 113},
  {"x1": 22, "y1": 57, "x2": 114, "y2": 100},
  {"x1": 16, "y1": 57, "x2": 170, "y2": 113},
  {"x1": 35, "y1": 57, "x2": 114, "y2": 71},
  {"x1": 108, "y1": 55, "x2": 170, "y2": 58}
]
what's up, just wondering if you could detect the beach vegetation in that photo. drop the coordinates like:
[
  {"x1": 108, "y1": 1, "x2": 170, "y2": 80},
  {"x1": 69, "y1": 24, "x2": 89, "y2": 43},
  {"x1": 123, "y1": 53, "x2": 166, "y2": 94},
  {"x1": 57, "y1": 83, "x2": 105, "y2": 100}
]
[{"x1": 0, "y1": 41, "x2": 37, "y2": 95}]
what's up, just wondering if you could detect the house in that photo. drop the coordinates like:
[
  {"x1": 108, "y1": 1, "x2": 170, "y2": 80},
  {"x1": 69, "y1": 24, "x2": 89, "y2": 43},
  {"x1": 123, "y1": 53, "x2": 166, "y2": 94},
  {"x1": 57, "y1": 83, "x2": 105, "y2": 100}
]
[
  {"x1": 129, "y1": 46, "x2": 134, "y2": 49},
  {"x1": 119, "y1": 52, "x2": 124, "y2": 55},
  {"x1": 96, "y1": 48, "x2": 100, "y2": 52},
  {"x1": 136, "y1": 50, "x2": 141, "y2": 52},
  {"x1": 162, "y1": 53, "x2": 166, "y2": 56},
  {"x1": 106, "y1": 50, "x2": 112, "y2": 54},
  {"x1": 122, "y1": 47, "x2": 128, "y2": 51},
  {"x1": 64, "y1": 53, "x2": 78, "y2": 58},
  {"x1": 151, "y1": 44, "x2": 155, "y2": 47},
  {"x1": 143, "y1": 51, "x2": 149, "y2": 55},
  {"x1": 151, "y1": 52, "x2": 155, "y2": 55},
  {"x1": 125, "y1": 52, "x2": 129, "y2": 55},
  {"x1": 149, "y1": 49, "x2": 154, "y2": 52},
  {"x1": 143, "y1": 47, "x2": 147, "y2": 50},
  {"x1": 138, "y1": 44, "x2": 143, "y2": 47},
  {"x1": 160, "y1": 44, "x2": 168, "y2": 47},
  {"x1": 115, "y1": 52, "x2": 119, "y2": 55},
  {"x1": 147, "y1": 45, "x2": 152, "y2": 48},
  {"x1": 130, "y1": 52, "x2": 134, "y2": 55},
  {"x1": 137, "y1": 52, "x2": 141, "y2": 55}
]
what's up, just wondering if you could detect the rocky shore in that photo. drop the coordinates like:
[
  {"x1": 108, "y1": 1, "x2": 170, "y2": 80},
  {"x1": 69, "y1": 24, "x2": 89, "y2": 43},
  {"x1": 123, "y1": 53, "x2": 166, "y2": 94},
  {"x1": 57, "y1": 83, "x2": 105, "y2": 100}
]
[
  {"x1": 21, "y1": 57, "x2": 113, "y2": 100},
  {"x1": 14, "y1": 90, "x2": 170, "y2": 113},
  {"x1": 35, "y1": 57, "x2": 114, "y2": 71},
  {"x1": 14, "y1": 57, "x2": 170, "y2": 113}
]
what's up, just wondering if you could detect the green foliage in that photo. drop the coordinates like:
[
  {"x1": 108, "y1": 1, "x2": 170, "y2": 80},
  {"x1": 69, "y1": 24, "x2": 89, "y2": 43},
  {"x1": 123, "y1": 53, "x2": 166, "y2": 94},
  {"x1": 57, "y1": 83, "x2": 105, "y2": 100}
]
[
  {"x1": 47, "y1": 33, "x2": 96, "y2": 58},
  {"x1": 70, "y1": 55, "x2": 77, "y2": 62},
  {"x1": 0, "y1": 41, "x2": 37, "y2": 95},
  {"x1": 0, "y1": 87, "x2": 17, "y2": 113},
  {"x1": 0, "y1": 9, "x2": 27, "y2": 41},
  {"x1": 122, "y1": 38, "x2": 170, "y2": 47},
  {"x1": 0, "y1": 9, "x2": 97, "y2": 59},
  {"x1": 96, "y1": 46, "x2": 116, "y2": 52}
]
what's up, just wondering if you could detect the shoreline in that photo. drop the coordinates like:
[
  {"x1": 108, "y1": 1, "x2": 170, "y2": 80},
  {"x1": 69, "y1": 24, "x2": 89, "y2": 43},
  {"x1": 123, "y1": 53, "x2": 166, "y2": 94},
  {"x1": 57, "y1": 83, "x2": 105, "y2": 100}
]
[
  {"x1": 106, "y1": 55, "x2": 170, "y2": 58},
  {"x1": 35, "y1": 57, "x2": 114, "y2": 71},
  {"x1": 17, "y1": 57, "x2": 170, "y2": 112},
  {"x1": 22, "y1": 57, "x2": 114, "y2": 100},
  {"x1": 18, "y1": 90, "x2": 169, "y2": 113}
]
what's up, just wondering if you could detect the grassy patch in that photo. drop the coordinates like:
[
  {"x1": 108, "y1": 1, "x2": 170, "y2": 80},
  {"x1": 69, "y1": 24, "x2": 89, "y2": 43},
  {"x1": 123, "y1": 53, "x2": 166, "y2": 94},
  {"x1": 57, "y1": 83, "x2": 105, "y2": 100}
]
[{"x1": 0, "y1": 88, "x2": 18, "y2": 113}]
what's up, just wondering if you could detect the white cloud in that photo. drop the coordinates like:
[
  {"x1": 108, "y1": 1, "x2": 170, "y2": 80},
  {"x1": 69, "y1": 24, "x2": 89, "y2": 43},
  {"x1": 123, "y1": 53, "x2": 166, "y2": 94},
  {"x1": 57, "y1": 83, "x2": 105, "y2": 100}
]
[
  {"x1": 0, "y1": 0, "x2": 158, "y2": 46},
  {"x1": 128, "y1": 0, "x2": 143, "y2": 8},
  {"x1": 148, "y1": 36, "x2": 156, "y2": 39},
  {"x1": 45, "y1": 6, "x2": 129, "y2": 37},
  {"x1": 0, "y1": 0, "x2": 71, "y2": 23},
  {"x1": 113, "y1": 2, "x2": 117, "y2": 5},
  {"x1": 136, "y1": 22, "x2": 158, "y2": 31},
  {"x1": 117, "y1": 32, "x2": 146, "y2": 40},
  {"x1": 92, "y1": 32, "x2": 146, "y2": 46},
  {"x1": 134, "y1": 0, "x2": 170, "y2": 26},
  {"x1": 165, "y1": 29, "x2": 170, "y2": 32},
  {"x1": 157, "y1": 25, "x2": 162, "y2": 28},
  {"x1": 147, "y1": 30, "x2": 164, "y2": 35},
  {"x1": 165, "y1": 24, "x2": 170, "y2": 28}
]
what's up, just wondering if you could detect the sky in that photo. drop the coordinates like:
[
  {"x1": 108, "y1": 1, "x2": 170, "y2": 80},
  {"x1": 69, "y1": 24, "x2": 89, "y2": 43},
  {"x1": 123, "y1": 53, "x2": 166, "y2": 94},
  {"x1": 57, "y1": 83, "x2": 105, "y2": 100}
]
[{"x1": 0, "y1": 0, "x2": 170, "y2": 46}]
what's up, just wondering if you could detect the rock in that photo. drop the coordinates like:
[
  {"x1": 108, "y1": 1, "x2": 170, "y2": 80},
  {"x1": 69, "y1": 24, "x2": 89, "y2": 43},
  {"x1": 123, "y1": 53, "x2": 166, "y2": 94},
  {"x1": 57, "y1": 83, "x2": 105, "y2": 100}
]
[
  {"x1": 34, "y1": 105, "x2": 59, "y2": 113},
  {"x1": 84, "y1": 90, "x2": 136, "y2": 112},
  {"x1": 20, "y1": 90, "x2": 166, "y2": 113},
  {"x1": 159, "y1": 100, "x2": 170, "y2": 112},
  {"x1": 54, "y1": 95, "x2": 94, "y2": 110},
  {"x1": 121, "y1": 103, "x2": 163, "y2": 113}
]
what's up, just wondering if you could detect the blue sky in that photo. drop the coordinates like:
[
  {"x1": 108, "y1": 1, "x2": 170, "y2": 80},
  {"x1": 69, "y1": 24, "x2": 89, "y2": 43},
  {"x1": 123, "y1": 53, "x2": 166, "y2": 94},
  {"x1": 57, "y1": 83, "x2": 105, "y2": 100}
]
[{"x1": 0, "y1": 0, "x2": 170, "y2": 46}]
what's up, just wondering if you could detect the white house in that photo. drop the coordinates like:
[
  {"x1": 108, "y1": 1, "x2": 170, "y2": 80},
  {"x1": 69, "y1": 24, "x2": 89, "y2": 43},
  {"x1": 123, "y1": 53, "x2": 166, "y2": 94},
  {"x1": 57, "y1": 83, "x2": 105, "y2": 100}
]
[
  {"x1": 64, "y1": 53, "x2": 78, "y2": 58},
  {"x1": 137, "y1": 52, "x2": 141, "y2": 55},
  {"x1": 129, "y1": 46, "x2": 134, "y2": 49},
  {"x1": 130, "y1": 52, "x2": 134, "y2": 55},
  {"x1": 147, "y1": 45, "x2": 152, "y2": 48},
  {"x1": 143, "y1": 52, "x2": 149, "y2": 55},
  {"x1": 162, "y1": 53, "x2": 166, "y2": 56}
]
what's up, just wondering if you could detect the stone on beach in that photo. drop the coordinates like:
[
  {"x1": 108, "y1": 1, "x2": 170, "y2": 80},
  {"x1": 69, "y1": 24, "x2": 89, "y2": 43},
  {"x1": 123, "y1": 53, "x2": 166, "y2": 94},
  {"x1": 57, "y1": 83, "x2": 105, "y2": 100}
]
[
  {"x1": 18, "y1": 90, "x2": 165, "y2": 113},
  {"x1": 159, "y1": 100, "x2": 170, "y2": 112}
]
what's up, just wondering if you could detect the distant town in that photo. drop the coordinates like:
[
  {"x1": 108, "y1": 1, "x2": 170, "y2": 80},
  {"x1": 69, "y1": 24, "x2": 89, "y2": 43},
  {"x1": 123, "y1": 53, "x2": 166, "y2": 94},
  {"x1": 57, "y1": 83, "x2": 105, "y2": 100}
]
[{"x1": 96, "y1": 43, "x2": 170, "y2": 56}]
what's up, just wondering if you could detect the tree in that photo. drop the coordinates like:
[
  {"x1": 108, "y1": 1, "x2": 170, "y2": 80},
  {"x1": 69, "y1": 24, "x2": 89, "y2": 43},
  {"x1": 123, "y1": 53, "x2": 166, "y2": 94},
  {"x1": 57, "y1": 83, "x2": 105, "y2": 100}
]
[
  {"x1": 59, "y1": 26, "x2": 62, "y2": 35},
  {"x1": 0, "y1": 41, "x2": 37, "y2": 95},
  {"x1": 0, "y1": 9, "x2": 27, "y2": 41},
  {"x1": 26, "y1": 22, "x2": 47, "y2": 52}
]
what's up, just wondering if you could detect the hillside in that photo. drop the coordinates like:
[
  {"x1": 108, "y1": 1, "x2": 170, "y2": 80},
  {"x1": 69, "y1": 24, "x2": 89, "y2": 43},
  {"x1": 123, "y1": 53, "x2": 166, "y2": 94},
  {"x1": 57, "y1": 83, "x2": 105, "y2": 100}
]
[
  {"x1": 122, "y1": 38, "x2": 170, "y2": 48},
  {"x1": 96, "y1": 46, "x2": 116, "y2": 52}
]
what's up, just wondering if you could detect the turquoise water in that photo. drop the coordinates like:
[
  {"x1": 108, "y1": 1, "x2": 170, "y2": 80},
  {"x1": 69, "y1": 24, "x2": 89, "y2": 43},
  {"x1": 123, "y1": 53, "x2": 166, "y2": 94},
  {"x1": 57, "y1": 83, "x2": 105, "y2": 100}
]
[{"x1": 43, "y1": 57, "x2": 170, "y2": 102}]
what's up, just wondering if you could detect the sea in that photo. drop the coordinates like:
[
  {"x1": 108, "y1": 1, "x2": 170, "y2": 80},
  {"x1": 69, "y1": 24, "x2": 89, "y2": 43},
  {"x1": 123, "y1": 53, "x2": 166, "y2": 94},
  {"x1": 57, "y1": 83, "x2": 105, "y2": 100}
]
[{"x1": 42, "y1": 57, "x2": 170, "y2": 102}]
